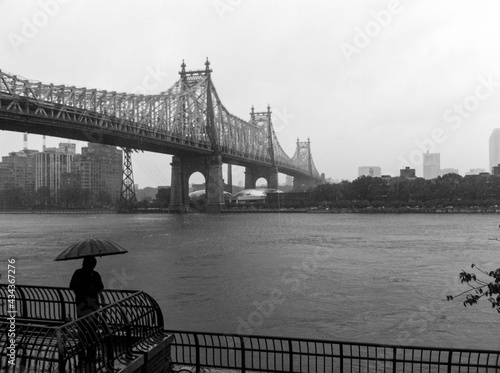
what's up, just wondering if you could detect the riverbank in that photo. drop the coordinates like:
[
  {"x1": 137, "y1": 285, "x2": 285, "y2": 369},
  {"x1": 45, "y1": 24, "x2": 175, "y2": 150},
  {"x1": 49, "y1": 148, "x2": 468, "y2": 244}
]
[
  {"x1": 2, "y1": 207, "x2": 499, "y2": 214},
  {"x1": 0, "y1": 209, "x2": 116, "y2": 214}
]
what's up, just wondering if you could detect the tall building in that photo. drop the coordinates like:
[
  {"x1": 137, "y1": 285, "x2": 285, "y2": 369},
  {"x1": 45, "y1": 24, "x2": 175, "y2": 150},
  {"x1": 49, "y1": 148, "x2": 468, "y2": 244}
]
[
  {"x1": 400, "y1": 167, "x2": 416, "y2": 179},
  {"x1": 73, "y1": 143, "x2": 122, "y2": 205},
  {"x1": 489, "y1": 129, "x2": 500, "y2": 172},
  {"x1": 465, "y1": 168, "x2": 485, "y2": 176},
  {"x1": 423, "y1": 151, "x2": 440, "y2": 179},
  {"x1": 358, "y1": 166, "x2": 381, "y2": 177},
  {"x1": 2, "y1": 149, "x2": 39, "y2": 193},
  {"x1": 35, "y1": 143, "x2": 75, "y2": 203},
  {"x1": 0, "y1": 164, "x2": 14, "y2": 190}
]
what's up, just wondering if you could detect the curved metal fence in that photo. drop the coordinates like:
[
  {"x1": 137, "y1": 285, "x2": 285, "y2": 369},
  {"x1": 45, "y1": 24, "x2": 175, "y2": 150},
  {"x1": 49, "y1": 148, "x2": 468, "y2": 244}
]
[
  {"x1": 0, "y1": 284, "x2": 138, "y2": 324},
  {"x1": 166, "y1": 330, "x2": 500, "y2": 373},
  {"x1": 0, "y1": 284, "x2": 165, "y2": 372}
]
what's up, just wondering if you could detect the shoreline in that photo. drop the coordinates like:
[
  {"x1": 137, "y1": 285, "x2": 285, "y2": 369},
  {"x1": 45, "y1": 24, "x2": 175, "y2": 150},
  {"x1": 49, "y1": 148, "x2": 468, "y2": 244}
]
[{"x1": 1, "y1": 208, "x2": 500, "y2": 214}]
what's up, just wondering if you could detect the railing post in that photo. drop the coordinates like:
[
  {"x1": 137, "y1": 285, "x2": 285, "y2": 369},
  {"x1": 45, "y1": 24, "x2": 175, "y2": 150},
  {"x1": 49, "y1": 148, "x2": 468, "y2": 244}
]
[
  {"x1": 392, "y1": 347, "x2": 396, "y2": 372},
  {"x1": 194, "y1": 333, "x2": 200, "y2": 373},
  {"x1": 55, "y1": 288, "x2": 66, "y2": 321},
  {"x1": 240, "y1": 336, "x2": 246, "y2": 373},
  {"x1": 16, "y1": 286, "x2": 27, "y2": 319},
  {"x1": 447, "y1": 350, "x2": 453, "y2": 373},
  {"x1": 115, "y1": 303, "x2": 133, "y2": 360},
  {"x1": 288, "y1": 339, "x2": 293, "y2": 372},
  {"x1": 339, "y1": 343, "x2": 344, "y2": 372},
  {"x1": 56, "y1": 329, "x2": 65, "y2": 373}
]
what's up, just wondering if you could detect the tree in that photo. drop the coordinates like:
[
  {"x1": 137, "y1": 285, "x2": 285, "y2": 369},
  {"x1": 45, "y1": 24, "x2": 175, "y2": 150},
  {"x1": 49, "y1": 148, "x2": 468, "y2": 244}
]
[
  {"x1": 447, "y1": 263, "x2": 500, "y2": 313},
  {"x1": 156, "y1": 187, "x2": 171, "y2": 208},
  {"x1": 35, "y1": 186, "x2": 52, "y2": 207},
  {"x1": 0, "y1": 187, "x2": 26, "y2": 209},
  {"x1": 95, "y1": 190, "x2": 112, "y2": 207}
]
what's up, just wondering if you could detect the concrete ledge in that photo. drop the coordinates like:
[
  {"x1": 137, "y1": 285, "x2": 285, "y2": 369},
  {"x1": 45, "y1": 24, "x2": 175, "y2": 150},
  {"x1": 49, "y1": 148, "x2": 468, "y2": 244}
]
[{"x1": 116, "y1": 334, "x2": 174, "y2": 373}]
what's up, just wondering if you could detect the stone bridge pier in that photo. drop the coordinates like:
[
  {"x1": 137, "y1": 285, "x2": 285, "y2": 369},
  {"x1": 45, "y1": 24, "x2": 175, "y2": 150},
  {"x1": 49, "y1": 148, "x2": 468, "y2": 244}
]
[
  {"x1": 244, "y1": 166, "x2": 278, "y2": 190},
  {"x1": 169, "y1": 155, "x2": 225, "y2": 213}
]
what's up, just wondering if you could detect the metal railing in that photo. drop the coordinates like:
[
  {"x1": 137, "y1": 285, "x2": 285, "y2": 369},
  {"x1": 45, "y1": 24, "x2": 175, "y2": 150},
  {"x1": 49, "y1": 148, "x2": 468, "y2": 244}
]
[
  {"x1": 0, "y1": 284, "x2": 138, "y2": 324},
  {"x1": 166, "y1": 330, "x2": 500, "y2": 373},
  {"x1": 0, "y1": 284, "x2": 165, "y2": 372}
]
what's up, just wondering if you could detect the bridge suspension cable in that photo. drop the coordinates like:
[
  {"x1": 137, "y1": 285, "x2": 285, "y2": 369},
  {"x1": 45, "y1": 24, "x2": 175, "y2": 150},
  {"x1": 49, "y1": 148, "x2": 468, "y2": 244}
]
[{"x1": 0, "y1": 62, "x2": 321, "y2": 180}]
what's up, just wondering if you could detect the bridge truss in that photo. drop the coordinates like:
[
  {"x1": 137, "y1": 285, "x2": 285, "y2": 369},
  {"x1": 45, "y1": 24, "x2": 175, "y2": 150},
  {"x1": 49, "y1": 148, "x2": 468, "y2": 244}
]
[{"x1": 0, "y1": 60, "x2": 320, "y2": 180}]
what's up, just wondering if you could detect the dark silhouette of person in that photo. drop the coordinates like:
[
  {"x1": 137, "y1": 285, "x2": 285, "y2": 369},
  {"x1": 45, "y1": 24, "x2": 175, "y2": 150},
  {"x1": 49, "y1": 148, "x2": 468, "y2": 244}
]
[
  {"x1": 70, "y1": 256, "x2": 104, "y2": 368},
  {"x1": 70, "y1": 256, "x2": 104, "y2": 317}
]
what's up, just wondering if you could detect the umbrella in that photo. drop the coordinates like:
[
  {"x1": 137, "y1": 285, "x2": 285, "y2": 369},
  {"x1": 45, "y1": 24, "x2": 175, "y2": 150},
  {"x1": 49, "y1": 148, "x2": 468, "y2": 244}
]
[{"x1": 54, "y1": 237, "x2": 128, "y2": 261}]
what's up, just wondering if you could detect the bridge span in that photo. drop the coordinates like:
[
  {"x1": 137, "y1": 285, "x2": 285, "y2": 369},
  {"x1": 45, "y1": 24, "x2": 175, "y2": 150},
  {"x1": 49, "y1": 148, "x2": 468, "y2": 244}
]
[{"x1": 0, "y1": 59, "x2": 323, "y2": 212}]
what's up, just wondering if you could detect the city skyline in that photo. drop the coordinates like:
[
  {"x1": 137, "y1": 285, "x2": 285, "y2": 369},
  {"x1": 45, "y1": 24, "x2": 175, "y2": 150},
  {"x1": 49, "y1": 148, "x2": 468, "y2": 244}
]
[
  {"x1": 1, "y1": 140, "x2": 122, "y2": 206},
  {"x1": 1, "y1": 1, "x2": 500, "y2": 187},
  {"x1": 0, "y1": 132, "x2": 491, "y2": 191}
]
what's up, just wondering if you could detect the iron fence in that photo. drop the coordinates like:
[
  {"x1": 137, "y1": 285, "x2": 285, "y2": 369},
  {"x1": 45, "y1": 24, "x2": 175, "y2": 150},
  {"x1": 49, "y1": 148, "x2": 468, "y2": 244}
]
[
  {"x1": 0, "y1": 284, "x2": 165, "y2": 372},
  {"x1": 166, "y1": 330, "x2": 500, "y2": 373}
]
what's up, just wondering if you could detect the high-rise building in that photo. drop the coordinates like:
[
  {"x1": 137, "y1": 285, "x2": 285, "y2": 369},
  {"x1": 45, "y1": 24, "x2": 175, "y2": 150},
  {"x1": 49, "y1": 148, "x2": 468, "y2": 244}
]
[
  {"x1": 2, "y1": 149, "x2": 39, "y2": 193},
  {"x1": 0, "y1": 164, "x2": 14, "y2": 190},
  {"x1": 465, "y1": 168, "x2": 486, "y2": 176},
  {"x1": 489, "y1": 129, "x2": 500, "y2": 172},
  {"x1": 35, "y1": 143, "x2": 75, "y2": 203},
  {"x1": 423, "y1": 151, "x2": 440, "y2": 179},
  {"x1": 72, "y1": 143, "x2": 122, "y2": 205},
  {"x1": 358, "y1": 166, "x2": 381, "y2": 177}
]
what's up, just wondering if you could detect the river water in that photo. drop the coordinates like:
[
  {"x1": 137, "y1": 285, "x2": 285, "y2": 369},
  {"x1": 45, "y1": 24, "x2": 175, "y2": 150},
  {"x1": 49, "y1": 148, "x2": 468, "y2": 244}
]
[{"x1": 1, "y1": 212, "x2": 499, "y2": 350}]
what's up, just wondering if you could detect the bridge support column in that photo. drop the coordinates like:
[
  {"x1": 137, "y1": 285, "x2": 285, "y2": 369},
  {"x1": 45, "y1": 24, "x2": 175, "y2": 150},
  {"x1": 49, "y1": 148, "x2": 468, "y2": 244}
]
[
  {"x1": 169, "y1": 155, "x2": 225, "y2": 213},
  {"x1": 169, "y1": 156, "x2": 189, "y2": 213},
  {"x1": 244, "y1": 166, "x2": 279, "y2": 190},
  {"x1": 206, "y1": 155, "x2": 224, "y2": 213},
  {"x1": 244, "y1": 167, "x2": 255, "y2": 190},
  {"x1": 268, "y1": 167, "x2": 279, "y2": 190}
]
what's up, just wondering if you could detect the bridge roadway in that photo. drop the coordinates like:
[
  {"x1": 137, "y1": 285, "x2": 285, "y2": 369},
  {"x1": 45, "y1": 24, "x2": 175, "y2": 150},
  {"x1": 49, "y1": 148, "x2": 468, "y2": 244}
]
[
  {"x1": 0, "y1": 102, "x2": 311, "y2": 178},
  {"x1": 0, "y1": 60, "x2": 322, "y2": 212}
]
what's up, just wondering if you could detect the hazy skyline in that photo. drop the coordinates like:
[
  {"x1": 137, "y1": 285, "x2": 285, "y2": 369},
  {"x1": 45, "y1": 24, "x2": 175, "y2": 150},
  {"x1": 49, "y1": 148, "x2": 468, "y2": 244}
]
[{"x1": 1, "y1": 1, "x2": 500, "y2": 187}]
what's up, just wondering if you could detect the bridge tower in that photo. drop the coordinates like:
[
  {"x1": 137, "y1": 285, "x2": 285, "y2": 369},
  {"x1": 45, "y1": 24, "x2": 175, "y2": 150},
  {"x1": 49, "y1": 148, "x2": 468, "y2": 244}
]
[
  {"x1": 169, "y1": 59, "x2": 225, "y2": 213},
  {"x1": 293, "y1": 138, "x2": 317, "y2": 191},
  {"x1": 119, "y1": 148, "x2": 137, "y2": 212},
  {"x1": 244, "y1": 105, "x2": 279, "y2": 190}
]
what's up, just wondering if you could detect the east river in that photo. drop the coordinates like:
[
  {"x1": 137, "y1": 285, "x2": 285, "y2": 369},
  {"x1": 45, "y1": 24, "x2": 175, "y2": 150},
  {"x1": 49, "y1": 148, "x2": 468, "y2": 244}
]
[{"x1": 1, "y1": 212, "x2": 499, "y2": 350}]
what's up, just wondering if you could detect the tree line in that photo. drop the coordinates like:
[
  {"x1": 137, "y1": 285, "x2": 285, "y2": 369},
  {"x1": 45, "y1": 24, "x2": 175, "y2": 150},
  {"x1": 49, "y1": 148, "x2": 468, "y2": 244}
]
[
  {"x1": 310, "y1": 173, "x2": 500, "y2": 208},
  {"x1": 0, "y1": 185, "x2": 112, "y2": 209}
]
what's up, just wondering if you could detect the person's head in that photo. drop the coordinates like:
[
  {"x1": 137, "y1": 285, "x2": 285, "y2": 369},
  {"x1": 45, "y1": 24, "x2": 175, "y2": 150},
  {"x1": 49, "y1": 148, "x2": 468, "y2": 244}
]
[{"x1": 82, "y1": 256, "x2": 97, "y2": 270}]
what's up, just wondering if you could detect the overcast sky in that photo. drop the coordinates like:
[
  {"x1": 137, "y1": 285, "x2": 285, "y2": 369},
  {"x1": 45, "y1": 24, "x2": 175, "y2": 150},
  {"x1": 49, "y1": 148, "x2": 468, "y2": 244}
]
[{"x1": 1, "y1": 0, "x2": 500, "y2": 188}]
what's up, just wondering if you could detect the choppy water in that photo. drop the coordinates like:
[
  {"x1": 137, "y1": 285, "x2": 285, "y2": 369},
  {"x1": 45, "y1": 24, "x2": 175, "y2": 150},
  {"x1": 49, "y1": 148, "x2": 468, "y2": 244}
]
[{"x1": 1, "y1": 212, "x2": 499, "y2": 350}]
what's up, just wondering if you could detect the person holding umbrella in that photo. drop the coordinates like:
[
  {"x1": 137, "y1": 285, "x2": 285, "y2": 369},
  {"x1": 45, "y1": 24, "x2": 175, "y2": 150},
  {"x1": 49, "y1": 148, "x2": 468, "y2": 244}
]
[
  {"x1": 55, "y1": 237, "x2": 128, "y2": 368},
  {"x1": 70, "y1": 256, "x2": 104, "y2": 317},
  {"x1": 55, "y1": 237, "x2": 128, "y2": 317}
]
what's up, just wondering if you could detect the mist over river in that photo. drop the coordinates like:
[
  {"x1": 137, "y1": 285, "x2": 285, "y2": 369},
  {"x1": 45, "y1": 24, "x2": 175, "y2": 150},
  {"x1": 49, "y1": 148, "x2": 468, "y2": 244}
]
[{"x1": 1, "y1": 212, "x2": 499, "y2": 350}]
